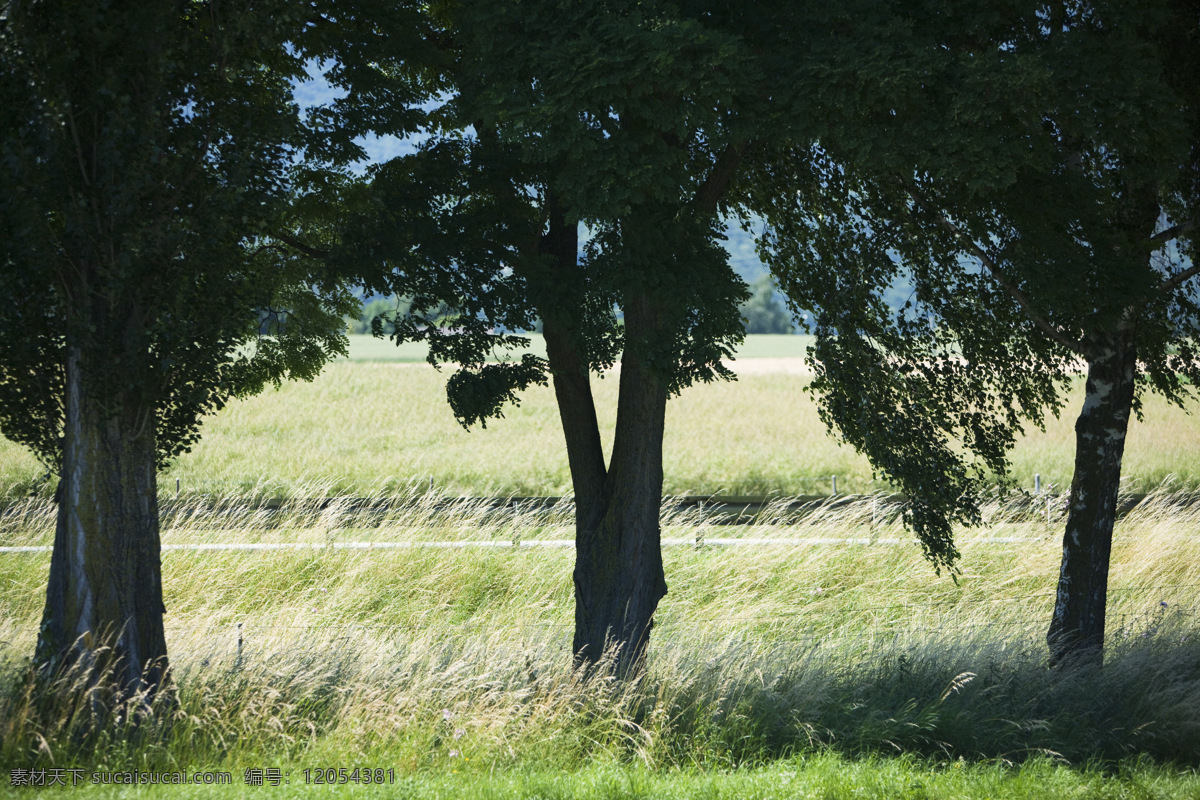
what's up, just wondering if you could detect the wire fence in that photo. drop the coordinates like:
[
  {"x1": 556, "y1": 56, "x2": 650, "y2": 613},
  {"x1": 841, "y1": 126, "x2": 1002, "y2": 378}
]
[
  {"x1": 0, "y1": 535, "x2": 1052, "y2": 554},
  {"x1": 5, "y1": 486, "x2": 1194, "y2": 538}
]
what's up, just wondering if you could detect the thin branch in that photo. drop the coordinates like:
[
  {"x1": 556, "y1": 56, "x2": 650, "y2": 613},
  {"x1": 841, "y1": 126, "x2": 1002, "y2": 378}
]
[
  {"x1": 904, "y1": 180, "x2": 1085, "y2": 356},
  {"x1": 64, "y1": 102, "x2": 92, "y2": 188},
  {"x1": 1120, "y1": 223, "x2": 1200, "y2": 317},
  {"x1": 272, "y1": 232, "x2": 330, "y2": 259},
  {"x1": 248, "y1": 242, "x2": 292, "y2": 259},
  {"x1": 1150, "y1": 262, "x2": 1200, "y2": 300}
]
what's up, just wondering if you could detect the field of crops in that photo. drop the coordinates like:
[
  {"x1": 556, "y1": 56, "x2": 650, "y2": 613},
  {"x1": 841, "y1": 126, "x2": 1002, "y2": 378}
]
[{"x1": 3, "y1": 336, "x2": 1200, "y2": 797}]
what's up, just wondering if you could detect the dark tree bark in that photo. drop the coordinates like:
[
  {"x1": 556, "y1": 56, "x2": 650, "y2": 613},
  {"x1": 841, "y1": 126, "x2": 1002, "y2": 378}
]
[
  {"x1": 540, "y1": 205, "x2": 607, "y2": 540},
  {"x1": 539, "y1": 207, "x2": 668, "y2": 678},
  {"x1": 36, "y1": 345, "x2": 168, "y2": 700},
  {"x1": 1047, "y1": 331, "x2": 1137, "y2": 667},
  {"x1": 570, "y1": 293, "x2": 669, "y2": 678}
]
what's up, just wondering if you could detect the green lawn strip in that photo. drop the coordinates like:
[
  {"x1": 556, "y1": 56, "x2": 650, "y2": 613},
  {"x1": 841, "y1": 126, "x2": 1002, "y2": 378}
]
[
  {"x1": 725, "y1": 334, "x2": 814, "y2": 360},
  {"x1": 3, "y1": 757, "x2": 1197, "y2": 799}
]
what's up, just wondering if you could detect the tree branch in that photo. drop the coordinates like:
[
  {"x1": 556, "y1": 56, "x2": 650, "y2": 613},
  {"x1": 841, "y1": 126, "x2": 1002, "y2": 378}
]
[
  {"x1": 904, "y1": 180, "x2": 1085, "y2": 356},
  {"x1": 272, "y1": 232, "x2": 330, "y2": 259},
  {"x1": 690, "y1": 142, "x2": 748, "y2": 215},
  {"x1": 1149, "y1": 218, "x2": 1196, "y2": 246},
  {"x1": 1150, "y1": 262, "x2": 1200, "y2": 300},
  {"x1": 1123, "y1": 222, "x2": 1200, "y2": 317}
]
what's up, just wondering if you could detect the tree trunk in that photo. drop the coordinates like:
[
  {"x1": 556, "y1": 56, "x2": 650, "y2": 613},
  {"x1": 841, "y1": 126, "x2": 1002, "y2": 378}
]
[
  {"x1": 1047, "y1": 334, "x2": 1136, "y2": 667},
  {"x1": 570, "y1": 293, "x2": 669, "y2": 678},
  {"x1": 36, "y1": 345, "x2": 168, "y2": 701},
  {"x1": 539, "y1": 208, "x2": 668, "y2": 679}
]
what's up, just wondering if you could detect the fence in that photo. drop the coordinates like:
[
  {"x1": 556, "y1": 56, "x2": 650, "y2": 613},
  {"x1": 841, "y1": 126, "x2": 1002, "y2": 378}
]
[{"x1": 5, "y1": 485, "x2": 1184, "y2": 541}]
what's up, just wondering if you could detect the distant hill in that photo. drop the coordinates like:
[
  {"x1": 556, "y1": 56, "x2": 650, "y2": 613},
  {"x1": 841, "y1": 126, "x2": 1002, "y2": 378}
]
[
  {"x1": 725, "y1": 220, "x2": 921, "y2": 324},
  {"x1": 722, "y1": 221, "x2": 770, "y2": 284}
]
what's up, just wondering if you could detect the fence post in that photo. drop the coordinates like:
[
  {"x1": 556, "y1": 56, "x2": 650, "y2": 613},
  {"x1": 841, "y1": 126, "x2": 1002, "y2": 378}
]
[
  {"x1": 1035, "y1": 473, "x2": 1041, "y2": 494},
  {"x1": 237, "y1": 622, "x2": 243, "y2": 660}
]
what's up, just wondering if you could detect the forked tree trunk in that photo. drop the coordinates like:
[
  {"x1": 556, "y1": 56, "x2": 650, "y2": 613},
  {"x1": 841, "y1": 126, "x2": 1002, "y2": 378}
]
[
  {"x1": 540, "y1": 210, "x2": 668, "y2": 679},
  {"x1": 1047, "y1": 334, "x2": 1136, "y2": 667},
  {"x1": 36, "y1": 346, "x2": 168, "y2": 700},
  {"x1": 570, "y1": 295, "x2": 669, "y2": 677}
]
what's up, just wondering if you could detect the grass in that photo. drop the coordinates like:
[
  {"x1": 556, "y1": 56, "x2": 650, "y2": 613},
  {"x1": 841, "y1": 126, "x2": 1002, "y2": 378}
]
[
  {"x1": 2, "y1": 757, "x2": 1198, "y2": 798},
  {"x1": 7, "y1": 355, "x2": 1199, "y2": 501},
  {"x1": 3, "y1": 339, "x2": 1199, "y2": 500},
  {"x1": 3, "y1": 491, "x2": 1200, "y2": 795},
  {"x1": 2, "y1": 335, "x2": 1200, "y2": 795}
]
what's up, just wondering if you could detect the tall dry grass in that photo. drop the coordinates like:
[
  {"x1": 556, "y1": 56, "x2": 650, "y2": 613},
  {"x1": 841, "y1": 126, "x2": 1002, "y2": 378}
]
[{"x1": 3, "y1": 488, "x2": 1200, "y2": 771}]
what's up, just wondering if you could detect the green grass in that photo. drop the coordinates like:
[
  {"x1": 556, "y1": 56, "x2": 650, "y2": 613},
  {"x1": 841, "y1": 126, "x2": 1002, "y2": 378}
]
[
  {"x1": 3, "y1": 338, "x2": 1200, "y2": 796},
  {"x1": 340, "y1": 333, "x2": 815, "y2": 363},
  {"x1": 3, "y1": 757, "x2": 1198, "y2": 799},
  {"x1": 7, "y1": 338, "x2": 1198, "y2": 499},
  {"x1": 4, "y1": 492, "x2": 1200, "y2": 784}
]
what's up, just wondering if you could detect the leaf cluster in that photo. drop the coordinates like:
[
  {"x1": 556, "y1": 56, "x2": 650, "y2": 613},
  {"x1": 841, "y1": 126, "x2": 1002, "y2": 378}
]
[
  {"x1": 320, "y1": 0, "x2": 836, "y2": 426},
  {"x1": 750, "y1": 0, "x2": 1200, "y2": 572},
  {"x1": 0, "y1": 0, "x2": 357, "y2": 469}
]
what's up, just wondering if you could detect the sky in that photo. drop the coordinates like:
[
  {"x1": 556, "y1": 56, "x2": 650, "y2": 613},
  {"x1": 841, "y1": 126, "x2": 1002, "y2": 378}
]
[{"x1": 292, "y1": 61, "x2": 424, "y2": 166}]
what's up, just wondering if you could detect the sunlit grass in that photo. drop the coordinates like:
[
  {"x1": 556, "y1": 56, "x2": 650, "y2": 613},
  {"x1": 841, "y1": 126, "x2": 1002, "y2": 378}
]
[
  {"x1": 340, "y1": 333, "x2": 815, "y2": 362},
  {"x1": 5, "y1": 361, "x2": 1198, "y2": 502},
  {"x1": 1, "y1": 334, "x2": 1197, "y2": 500},
  {"x1": 2, "y1": 336, "x2": 1199, "y2": 795},
  {"x1": 3, "y1": 490, "x2": 1200, "y2": 784}
]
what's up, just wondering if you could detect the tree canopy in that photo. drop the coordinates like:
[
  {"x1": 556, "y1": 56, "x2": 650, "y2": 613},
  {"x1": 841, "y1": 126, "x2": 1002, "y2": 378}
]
[
  {"x1": 0, "y1": 0, "x2": 356, "y2": 694},
  {"x1": 758, "y1": 0, "x2": 1199, "y2": 662},
  {"x1": 0, "y1": 0, "x2": 355, "y2": 469}
]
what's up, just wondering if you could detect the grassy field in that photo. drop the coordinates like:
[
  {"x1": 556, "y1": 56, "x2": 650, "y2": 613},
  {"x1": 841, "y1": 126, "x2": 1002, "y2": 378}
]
[
  {"x1": 3, "y1": 493, "x2": 1200, "y2": 796},
  {"x1": 0, "y1": 758, "x2": 1196, "y2": 798},
  {"x1": 3, "y1": 334, "x2": 1200, "y2": 796},
  {"x1": 341, "y1": 333, "x2": 816, "y2": 362},
  {"x1": 2, "y1": 335, "x2": 1198, "y2": 500}
]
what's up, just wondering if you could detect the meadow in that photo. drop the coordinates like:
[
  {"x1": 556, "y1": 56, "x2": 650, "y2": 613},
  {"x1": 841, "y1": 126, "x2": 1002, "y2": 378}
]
[
  {"x1": 1, "y1": 334, "x2": 1197, "y2": 500},
  {"x1": 3, "y1": 335, "x2": 1200, "y2": 797},
  {"x1": 3, "y1": 493, "x2": 1200, "y2": 796}
]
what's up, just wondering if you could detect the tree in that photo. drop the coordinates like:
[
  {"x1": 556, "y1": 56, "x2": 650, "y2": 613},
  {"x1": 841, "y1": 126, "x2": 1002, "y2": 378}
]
[
  {"x1": 756, "y1": 0, "x2": 1199, "y2": 665},
  {"x1": 0, "y1": 1, "x2": 355, "y2": 698},
  {"x1": 741, "y1": 276, "x2": 796, "y2": 334},
  {"x1": 327, "y1": 0, "x2": 821, "y2": 676}
]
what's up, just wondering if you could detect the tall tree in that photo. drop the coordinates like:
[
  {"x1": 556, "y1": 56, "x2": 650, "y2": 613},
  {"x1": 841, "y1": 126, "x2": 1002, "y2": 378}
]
[
  {"x1": 757, "y1": 0, "x2": 1199, "y2": 665},
  {"x1": 0, "y1": 1, "x2": 354, "y2": 698},
  {"x1": 329, "y1": 0, "x2": 815, "y2": 675}
]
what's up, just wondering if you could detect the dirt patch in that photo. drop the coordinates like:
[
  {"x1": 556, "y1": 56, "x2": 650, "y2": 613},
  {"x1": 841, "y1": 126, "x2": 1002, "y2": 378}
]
[{"x1": 724, "y1": 357, "x2": 812, "y2": 376}]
